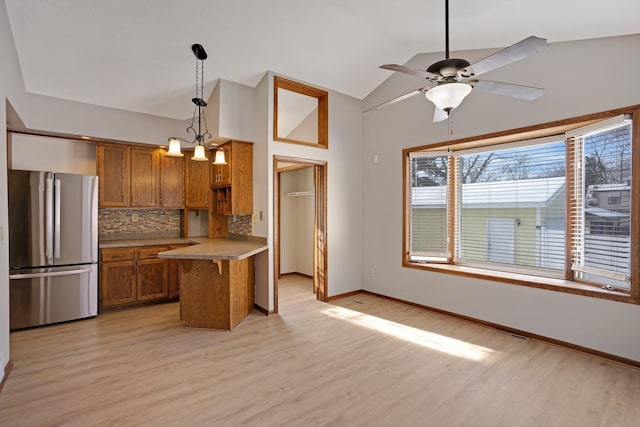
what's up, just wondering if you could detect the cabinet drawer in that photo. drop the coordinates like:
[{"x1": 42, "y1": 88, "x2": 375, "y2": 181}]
[
  {"x1": 101, "y1": 248, "x2": 136, "y2": 262},
  {"x1": 138, "y1": 246, "x2": 169, "y2": 260}
]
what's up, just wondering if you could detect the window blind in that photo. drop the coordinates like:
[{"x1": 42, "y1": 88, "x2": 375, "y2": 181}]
[
  {"x1": 455, "y1": 140, "x2": 567, "y2": 275},
  {"x1": 409, "y1": 153, "x2": 450, "y2": 261},
  {"x1": 567, "y1": 117, "x2": 632, "y2": 288}
]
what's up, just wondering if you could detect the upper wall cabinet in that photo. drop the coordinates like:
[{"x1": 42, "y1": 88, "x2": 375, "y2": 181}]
[
  {"x1": 130, "y1": 148, "x2": 159, "y2": 207},
  {"x1": 159, "y1": 150, "x2": 184, "y2": 208},
  {"x1": 97, "y1": 144, "x2": 130, "y2": 207},
  {"x1": 97, "y1": 143, "x2": 184, "y2": 208},
  {"x1": 274, "y1": 76, "x2": 328, "y2": 149},
  {"x1": 184, "y1": 149, "x2": 210, "y2": 209},
  {"x1": 210, "y1": 141, "x2": 253, "y2": 215}
]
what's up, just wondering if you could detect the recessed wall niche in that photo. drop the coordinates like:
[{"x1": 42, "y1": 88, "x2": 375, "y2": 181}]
[{"x1": 274, "y1": 76, "x2": 328, "y2": 148}]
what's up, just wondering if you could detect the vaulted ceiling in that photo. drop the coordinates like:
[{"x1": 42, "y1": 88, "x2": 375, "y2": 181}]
[{"x1": 5, "y1": 0, "x2": 640, "y2": 120}]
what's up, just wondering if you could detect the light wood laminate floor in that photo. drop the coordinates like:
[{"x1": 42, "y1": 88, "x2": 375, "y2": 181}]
[{"x1": 1, "y1": 275, "x2": 639, "y2": 426}]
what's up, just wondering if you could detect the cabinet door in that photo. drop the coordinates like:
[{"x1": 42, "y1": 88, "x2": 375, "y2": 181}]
[
  {"x1": 97, "y1": 144, "x2": 130, "y2": 207},
  {"x1": 185, "y1": 150, "x2": 210, "y2": 208},
  {"x1": 101, "y1": 260, "x2": 136, "y2": 307},
  {"x1": 137, "y1": 259, "x2": 168, "y2": 301},
  {"x1": 211, "y1": 144, "x2": 232, "y2": 188},
  {"x1": 130, "y1": 148, "x2": 159, "y2": 207},
  {"x1": 160, "y1": 151, "x2": 184, "y2": 208},
  {"x1": 229, "y1": 142, "x2": 253, "y2": 215},
  {"x1": 219, "y1": 144, "x2": 232, "y2": 186}
]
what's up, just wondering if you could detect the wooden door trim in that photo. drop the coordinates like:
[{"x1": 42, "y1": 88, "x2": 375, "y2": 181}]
[{"x1": 273, "y1": 155, "x2": 328, "y2": 313}]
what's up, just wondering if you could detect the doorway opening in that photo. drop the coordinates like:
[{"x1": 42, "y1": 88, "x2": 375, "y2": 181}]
[{"x1": 273, "y1": 156, "x2": 327, "y2": 313}]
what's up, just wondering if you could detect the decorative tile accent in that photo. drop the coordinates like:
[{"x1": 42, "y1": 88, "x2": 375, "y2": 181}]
[
  {"x1": 228, "y1": 215, "x2": 253, "y2": 236},
  {"x1": 99, "y1": 208, "x2": 182, "y2": 240}
]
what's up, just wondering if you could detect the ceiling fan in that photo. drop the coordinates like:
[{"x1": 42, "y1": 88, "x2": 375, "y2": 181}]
[{"x1": 365, "y1": 0, "x2": 548, "y2": 122}]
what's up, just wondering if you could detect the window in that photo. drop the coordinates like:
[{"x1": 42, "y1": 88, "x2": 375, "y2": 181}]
[
  {"x1": 409, "y1": 154, "x2": 450, "y2": 262},
  {"x1": 568, "y1": 116, "x2": 632, "y2": 290},
  {"x1": 404, "y1": 109, "x2": 638, "y2": 303}
]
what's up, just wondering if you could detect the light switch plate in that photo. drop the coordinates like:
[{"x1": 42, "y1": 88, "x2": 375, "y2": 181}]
[{"x1": 0, "y1": 226, "x2": 3, "y2": 241}]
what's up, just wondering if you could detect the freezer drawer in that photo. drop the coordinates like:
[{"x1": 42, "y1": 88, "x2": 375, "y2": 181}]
[{"x1": 9, "y1": 265, "x2": 98, "y2": 330}]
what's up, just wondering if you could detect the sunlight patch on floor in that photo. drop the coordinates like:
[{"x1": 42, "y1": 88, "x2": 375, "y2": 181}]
[{"x1": 323, "y1": 306, "x2": 494, "y2": 362}]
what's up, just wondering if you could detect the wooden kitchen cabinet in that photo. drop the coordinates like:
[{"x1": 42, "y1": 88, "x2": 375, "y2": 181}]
[
  {"x1": 210, "y1": 141, "x2": 253, "y2": 215},
  {"x1": 100, "y1": 248, "x2": 136, "y2": 307},
  {"x1": 211, "y1": 144, "x2": 232, "y2": 187},
  {"x1": 100, "y1": 244, "x2": 184, "y2": 310},
  {"x1": 130, "y1": 148, "x2": 160, "y2": 207},
  {"x1": 97, "y1": 144, "x2": 130, "y2": 207},
  {"x1": 97, "y1": 143, "x2": 184, "y2": 208},
  {"x1": 185, "y1": 150, "x2": 210, "y2": 208},
  {"x1": 137, "y1": 258, "x2": 168, "y2": 301},
  {"x1": 159, "y1": 150, "x2": 184, "y2": 208}
]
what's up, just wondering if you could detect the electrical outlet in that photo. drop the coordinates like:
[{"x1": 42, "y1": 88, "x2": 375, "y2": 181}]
[
  {"x1": 131, "y1": 213, "x2": 139, "y2": 223},
  {"x1": 368, "y1": 268, "x2": 375, "y2": 276}
]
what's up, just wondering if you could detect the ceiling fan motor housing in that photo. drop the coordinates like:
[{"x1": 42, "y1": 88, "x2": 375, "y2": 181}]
[{"x1": 427, "y1": 58, "x2": 471, "y2": 77}]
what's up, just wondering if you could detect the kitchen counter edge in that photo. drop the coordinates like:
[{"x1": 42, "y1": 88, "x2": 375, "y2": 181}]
[{"x1": 157, "y1": 238, "x2": 268, "y2": 261}]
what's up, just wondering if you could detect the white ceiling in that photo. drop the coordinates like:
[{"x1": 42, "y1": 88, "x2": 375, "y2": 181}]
[{"x1": 5, "y1": 0, "x2": 640, "y2": 120}]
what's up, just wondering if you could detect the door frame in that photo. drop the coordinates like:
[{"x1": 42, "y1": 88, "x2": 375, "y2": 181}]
[{"x1": 273, "y1": 155, "x2": 328, "y2": 313}]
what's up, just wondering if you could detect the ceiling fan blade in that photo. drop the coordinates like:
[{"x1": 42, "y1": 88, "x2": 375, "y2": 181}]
[
  {"x1": 433, "y1": 107, "x2": 448, "y2": 122},
  {"x1": 362, "y1": 87, "x2": 430, "y2": 114},
  {"x1": 471, "y1": 79, "x2": 544, "y2": 101},
  {"x1": 462, "y1": 36, "x2": 547, "y2": 78},
  {"x1": 380, "y1": 64, "x2": 438, "y2": 80}
]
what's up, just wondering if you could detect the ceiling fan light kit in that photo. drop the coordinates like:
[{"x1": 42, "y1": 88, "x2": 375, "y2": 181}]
[
  {"x1": 425, "y1": 82, "x2": 472, "y2": 112},
  {"x1": 167, "y1": 43, "x2": 227, "y2": 165},
  {"x1": 369, "y1": 0, "x2": 548, "y2": 121}
]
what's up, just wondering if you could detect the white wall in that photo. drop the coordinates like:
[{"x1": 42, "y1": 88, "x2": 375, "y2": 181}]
[
  {"x1": 286, "y1": 108, "x2": 318, "y2": 142},
  {"x1": 252, "y1": 72, "x2": 364, "y2": 311},
  {"x1": 9, "y1": 133, "x2": 96, "y2": 175},
  {"x1": 204, "y1": 79, "x2": 256, "y2": 143},
  {"x1": 362, "y1": 34, "x2": 640, "y2": 362},
  {"x1": 186, "y1": 210, "x2": 209, "y2": 237},
  {"x1": 280, "y1": 167, "x2": 314, "y2": 276},
  {"x1": 252, "y1": 73, "x2": 271, "y2": 309}
]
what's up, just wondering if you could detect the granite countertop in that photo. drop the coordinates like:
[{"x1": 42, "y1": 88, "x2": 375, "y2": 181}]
[{"x1": 157, "y1": 237, "x2": 268, "y2": 261}]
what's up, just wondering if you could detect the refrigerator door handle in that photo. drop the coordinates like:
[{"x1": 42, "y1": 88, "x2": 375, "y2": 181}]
[
  {"x1": 90, "y1": 176, "x2": 99, "y2": 262},
  {"x1": 54, "y1": 178, "x2": 61, "y2": 259},
  {"x1": 45, "y1": 176, "x2": 54, "y2": 264},
  {"x1": 9, "y1": 267, "x2": 94, "y2": 280}
]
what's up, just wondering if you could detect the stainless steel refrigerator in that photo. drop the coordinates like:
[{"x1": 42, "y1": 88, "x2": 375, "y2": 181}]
[{"x1": 8, "y1": 170, "x2": 98, "y2": 330}]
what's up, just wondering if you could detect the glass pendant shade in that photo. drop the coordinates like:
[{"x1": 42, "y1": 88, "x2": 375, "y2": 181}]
[
  {"x1": 165, "y1": 138, "x2": 184, "y2": 157},
  {"x1": 425, "y1": 82, "x2": 472, "y2": 112},
  {"x1": 192, "y1": 144, "x2": 208, "y2": 161},
  {"x1": 213, "y1": 149, "x2": 227, "y2": 165}
]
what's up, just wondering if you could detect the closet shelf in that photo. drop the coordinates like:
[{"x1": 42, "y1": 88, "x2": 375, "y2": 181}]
[{"x1": 286, "y1": 191, "x2": 314, "y2": 197}]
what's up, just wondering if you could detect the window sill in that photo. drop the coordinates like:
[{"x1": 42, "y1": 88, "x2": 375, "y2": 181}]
[{"x1": 403, "y1": 260, "x2": 638, "y2": 304}]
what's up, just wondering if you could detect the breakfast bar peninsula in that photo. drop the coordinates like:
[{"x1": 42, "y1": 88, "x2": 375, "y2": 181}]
[{"x1": 158, "y1": 237, "x2": 267, "y2": 330}]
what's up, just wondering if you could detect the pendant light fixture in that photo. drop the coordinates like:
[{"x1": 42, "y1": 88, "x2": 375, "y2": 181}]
[{"x1": 166, "y1": 43, "x2": 226, "y2": 165}]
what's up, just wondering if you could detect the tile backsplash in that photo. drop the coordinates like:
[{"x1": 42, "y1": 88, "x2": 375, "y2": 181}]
[
  {"x1": 228, "y1": 215, "x2": 252, "y2": 235},
  {"x1": 99, "y1": 208, "x2": 182, "y2": 240}
]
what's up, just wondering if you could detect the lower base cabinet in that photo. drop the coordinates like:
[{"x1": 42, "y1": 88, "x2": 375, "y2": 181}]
[
  {"x1": 101, "y1": 260, "x2": 136, "y2": 306},
  {"x1": 100, "y1": 245, "x2": 184, "y2": 310}
]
